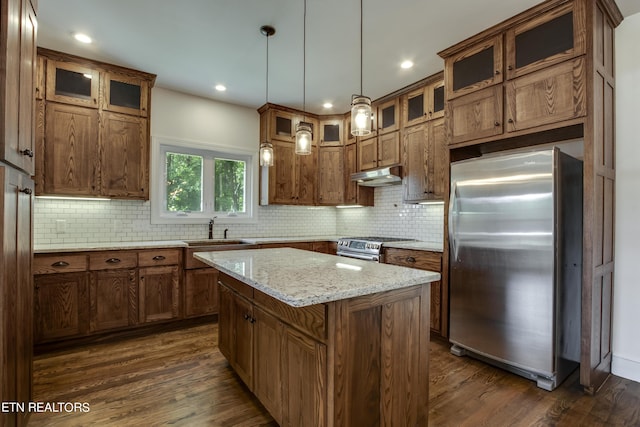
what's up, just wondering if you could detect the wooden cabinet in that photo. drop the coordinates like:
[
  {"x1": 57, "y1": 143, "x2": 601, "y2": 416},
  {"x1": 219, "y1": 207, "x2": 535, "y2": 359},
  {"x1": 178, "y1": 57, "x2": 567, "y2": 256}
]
[
  {"x1": 267, "y1": 140, "x2": 316, "y2": 205},
  {"x1": 344, "y1": 142, "x2": 373, "y2": 206},
  {"x1": 36, "y1": 48, "x2": 155, "y2": 200},
  {"x1": 45, "y1": 59, "x2": 100, "y2": 108},
  {"x1": 217, "y1": 270, "x2": 431, "y2": 426},
  {"x1": 102, "y1": 72, "x2": 150, "y2": 117},
  {"x1": 384, "y1": 248, "x2": 444, "y2": 336},
  {"x1": 445, "y1": 35, "x2": 503, "y2": 100},
  {"x1": 402, "y1": 79, "x2": 445, "y2": 127},
  {"x1": 89, "y1": 269, "x2": 136, "y2": 332},
  {"x1": 357, "y1": 131, "x2": 401, "y2": 171},
  {"x1": 375, "y1": 98, "x2": 400, "y2": 134},
  {"x1": 317, "y1": 146, "x2": 344, "y2": 205},
  {"x1": 505, "y1": 1, "x2": 585, "y2": 80},
  {"x1": 403, "y1": 118, "x2": 446, "y2": 203},
  {"x1": 319, "y1": 117, "x2": 343, "y2": 146},
  {"x1": 441, "y1": 2, "x2": 588, "y2": 147},
  {"x1": 446, "y1": 84, "x2": 503, "y2": 145},
  {"x1": 100, "y1": 111, "x2": 148, "y2": 199},
  {"x1": 267, "y1": 107, "x2": 319, "y2": 146},
  {"x1": 439, "y1": 0, "x2": 621, "y2": 393},
  {"x1": 218, "y1": 282, "x2": 254, "y2": 387},
  {"x1": 505, "y1": 57, "x2": 586, "y2": 133},
  {"x1": 281, "y1": 326, "x2": 327, "y2": 427},
  {"x1": 42, "y1": 103, "x2": 99, "y2": 196},
  {"x1": 34, "y1": 272, "x2": 89, "y2": 342},
  {"x1": 1, "y1": 163, "x2": 34, "y2": 427},
  {"x1": 138, "y1": 266, "x2": 180, "y2": 323},
  {"x1": 1, "y1": 0, "x2": 37, "y2": 176},
  {"x1": 184, "y1": 268, "x2": 219, "y2": 317},
  {"x1": 35, "y1": 248, "x2": 182, "y2": 345},
  {"x1": 253, "y1": 307, "x2": 284, "y2": 424}
]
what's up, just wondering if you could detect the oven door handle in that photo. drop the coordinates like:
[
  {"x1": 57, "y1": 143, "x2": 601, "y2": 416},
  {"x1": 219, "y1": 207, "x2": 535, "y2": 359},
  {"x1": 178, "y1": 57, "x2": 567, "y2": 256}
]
[{"x1": 337, "y1": 252, "x2": 379, "y2": 262}]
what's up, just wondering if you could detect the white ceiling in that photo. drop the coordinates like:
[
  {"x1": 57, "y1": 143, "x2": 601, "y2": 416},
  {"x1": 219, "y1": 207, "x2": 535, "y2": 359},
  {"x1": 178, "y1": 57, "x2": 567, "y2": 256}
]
[{"x1": 37, "y1": 0, "x2": 639, "y2": 115}]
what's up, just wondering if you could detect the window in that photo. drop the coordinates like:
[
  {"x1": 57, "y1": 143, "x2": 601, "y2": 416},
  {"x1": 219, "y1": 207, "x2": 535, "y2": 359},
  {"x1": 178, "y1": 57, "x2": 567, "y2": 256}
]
[{"x1": 151, "y1": 138, "x2": 256, "y2": 224}]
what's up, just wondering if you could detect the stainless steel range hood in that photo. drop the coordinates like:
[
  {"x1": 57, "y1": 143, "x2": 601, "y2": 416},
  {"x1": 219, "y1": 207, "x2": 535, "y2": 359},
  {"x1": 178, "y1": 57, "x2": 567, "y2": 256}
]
[{"x1": 351, "y1": 166, "x2": 402, "y2": 187}]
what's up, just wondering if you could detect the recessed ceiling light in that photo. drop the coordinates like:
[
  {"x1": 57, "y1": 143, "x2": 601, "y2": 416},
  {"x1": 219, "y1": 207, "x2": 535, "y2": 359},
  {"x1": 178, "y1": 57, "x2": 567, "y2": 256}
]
[
  {"x1": 215, "y1": 84, "x2": 227, "y2": 92},
  {"x1": 323, "y1": 102, "x2": 333, "y2": 109},
  {"x1": 74, "y1": 33, "x2": 92, "y2": 44},
  {"x1": 401, "y1": 60, "x2": 414, "y2": 69}
]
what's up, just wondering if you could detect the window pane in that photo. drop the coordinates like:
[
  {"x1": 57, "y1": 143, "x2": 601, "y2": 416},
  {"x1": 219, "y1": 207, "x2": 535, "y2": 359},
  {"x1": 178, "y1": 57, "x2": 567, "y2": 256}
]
[
  {"x1": 165, "y1": 152, "x2": 203, "y2": 212},
  {"x1": 214, "y1": 159, "x2": 246, "y2": 213}
]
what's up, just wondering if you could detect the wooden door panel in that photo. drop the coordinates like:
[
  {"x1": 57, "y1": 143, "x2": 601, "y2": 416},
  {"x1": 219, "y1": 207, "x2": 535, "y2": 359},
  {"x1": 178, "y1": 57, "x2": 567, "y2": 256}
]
[
  {"x1": 43, "y1": 103, "x2": 99, "y2": 195},
  {"x1": 447, "y1": 85, "x2": 503, "y2": 145},
  {"x1": 90, "y1": 269, "x2": 137, "y2": 332},
  {"x1": 184, "y1": 269, "x2": 219, "y2": 317},
  {"x1": 138, "y1": 266, "x2": 179, "y2": 323}
]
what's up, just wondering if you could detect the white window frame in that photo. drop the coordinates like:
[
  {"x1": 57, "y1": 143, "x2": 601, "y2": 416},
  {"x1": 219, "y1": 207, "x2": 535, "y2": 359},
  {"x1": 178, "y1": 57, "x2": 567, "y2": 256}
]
[{"x1": 151, "y1": 136, "x2": 258, "y2": 225}]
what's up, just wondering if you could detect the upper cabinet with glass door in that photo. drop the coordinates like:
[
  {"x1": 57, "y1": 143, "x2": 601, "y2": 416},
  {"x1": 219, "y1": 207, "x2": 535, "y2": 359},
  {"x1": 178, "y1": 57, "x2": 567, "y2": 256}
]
[
  {"x1": 505, "y1": 2, "x2": 585, "y2": 80},
  {"x1": 445, "y1": 35, "x2": 503, "y2": 100},
  {"x1": 375, "y1": 98, "x2": 400, "y2": 134},
  {"x1": 103, "y1": 72, "x2": 150, "y2": 117},
  {"x1": 45, "y1": 60, "x2": 100, "y2": 108},
  {"x1": 402, "y1": 77, "x2": 445, "y2": 127}
]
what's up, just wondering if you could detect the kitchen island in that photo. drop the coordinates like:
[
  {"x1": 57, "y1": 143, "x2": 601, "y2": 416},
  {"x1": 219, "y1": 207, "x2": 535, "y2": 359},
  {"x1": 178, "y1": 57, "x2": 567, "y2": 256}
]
[{"x1": 194, "y1": 248, "x2": 440, "y2": 427}]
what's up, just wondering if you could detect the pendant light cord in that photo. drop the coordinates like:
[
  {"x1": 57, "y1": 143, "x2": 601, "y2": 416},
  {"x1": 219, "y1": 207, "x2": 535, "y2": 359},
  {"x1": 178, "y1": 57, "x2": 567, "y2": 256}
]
[
  {"x1": 302, "y1": 0, "x2": 307, "y2": 121},
  {"x1": 266, "y1": 33, "x2": 269, "y2": 104},
  {"x1": 360, "y1": 0, "x2": 363, "y2": 96}
]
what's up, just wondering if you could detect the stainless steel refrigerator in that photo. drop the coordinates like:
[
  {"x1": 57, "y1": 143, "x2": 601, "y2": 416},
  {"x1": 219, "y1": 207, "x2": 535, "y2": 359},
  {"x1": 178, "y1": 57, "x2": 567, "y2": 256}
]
[{"x1": 448, "y1": 147, "x2": 582, "y2": 391}]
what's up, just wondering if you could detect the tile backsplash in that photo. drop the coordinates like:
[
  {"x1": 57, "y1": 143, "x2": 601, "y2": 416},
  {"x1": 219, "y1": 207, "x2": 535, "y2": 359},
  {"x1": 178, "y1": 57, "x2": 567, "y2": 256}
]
[{"x1": 34, "y1": 186, "x2": 444, "y2": 247}]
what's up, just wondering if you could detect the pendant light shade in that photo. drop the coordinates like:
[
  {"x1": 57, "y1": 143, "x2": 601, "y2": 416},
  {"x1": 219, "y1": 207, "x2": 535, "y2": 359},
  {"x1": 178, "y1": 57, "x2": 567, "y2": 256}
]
[
  {"x1": 295, "y1": 121, "x2": 312, "y2": 155},
  {"x1": 351, "y1": 95, "x2": 372, "y2": 136},
  {"x1": 259, "y1": 142, "x2": 274, "y2": 166},
  {"x1": 350, "y1": 0, "x2": 372, "y2": 137},
  {"x1": 260, "y1": 25, "x2": 276, "y2": 167}
]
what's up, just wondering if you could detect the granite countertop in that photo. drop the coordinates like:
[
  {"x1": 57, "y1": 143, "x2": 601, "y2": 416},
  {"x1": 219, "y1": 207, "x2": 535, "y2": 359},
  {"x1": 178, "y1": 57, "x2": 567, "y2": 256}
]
[{"x1": 194, "y1": 248, "x2": 440, "y2": 307}]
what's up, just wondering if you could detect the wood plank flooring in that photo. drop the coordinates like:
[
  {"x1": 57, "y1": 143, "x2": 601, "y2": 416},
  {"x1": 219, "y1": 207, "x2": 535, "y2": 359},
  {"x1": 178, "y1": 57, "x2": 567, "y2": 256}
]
[{"x1": 28, "y1": 323, "x2": 640, "y2": 426}]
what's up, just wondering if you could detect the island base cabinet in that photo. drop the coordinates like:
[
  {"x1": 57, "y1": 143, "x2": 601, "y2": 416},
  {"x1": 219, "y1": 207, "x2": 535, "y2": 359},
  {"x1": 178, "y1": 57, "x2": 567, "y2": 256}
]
[
  {"x1": 217, "y1": 272, "x2": 430, "y2": 426},
  {"x1": 281, "y1": 327, "x2": 327, "y2": 427}
]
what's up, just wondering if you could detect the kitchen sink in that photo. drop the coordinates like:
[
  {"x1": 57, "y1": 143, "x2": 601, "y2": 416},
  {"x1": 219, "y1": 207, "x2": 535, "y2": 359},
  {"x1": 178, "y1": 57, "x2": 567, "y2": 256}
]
[{"x1": 182, "y1": 239, "x2": 247, "y2": 246}]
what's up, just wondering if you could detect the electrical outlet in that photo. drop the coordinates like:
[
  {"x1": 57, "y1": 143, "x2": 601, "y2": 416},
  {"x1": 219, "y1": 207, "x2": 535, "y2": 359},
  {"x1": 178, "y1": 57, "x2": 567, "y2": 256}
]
[{"x1": 55, "y1": 219, "x2": 67, "y2": 234}]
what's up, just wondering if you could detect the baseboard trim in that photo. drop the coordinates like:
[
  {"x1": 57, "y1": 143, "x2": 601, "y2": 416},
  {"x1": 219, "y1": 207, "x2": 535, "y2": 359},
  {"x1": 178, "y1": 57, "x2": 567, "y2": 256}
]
[{"x1": 612, "y1": 354, "x2": 640, "y2": 383}]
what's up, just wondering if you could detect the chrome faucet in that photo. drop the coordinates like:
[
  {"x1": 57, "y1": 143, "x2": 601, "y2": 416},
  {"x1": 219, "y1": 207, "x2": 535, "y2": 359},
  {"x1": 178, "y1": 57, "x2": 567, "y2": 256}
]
[{"x1": 208, "y1": 217, "x2": 216, "y2": 239}]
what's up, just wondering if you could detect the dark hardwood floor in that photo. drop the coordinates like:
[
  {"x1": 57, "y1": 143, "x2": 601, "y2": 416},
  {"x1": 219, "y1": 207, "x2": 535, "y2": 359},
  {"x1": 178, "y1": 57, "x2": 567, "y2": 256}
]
[{"x1": 29, "y1": 323, "x2": 640, "y2": 426}]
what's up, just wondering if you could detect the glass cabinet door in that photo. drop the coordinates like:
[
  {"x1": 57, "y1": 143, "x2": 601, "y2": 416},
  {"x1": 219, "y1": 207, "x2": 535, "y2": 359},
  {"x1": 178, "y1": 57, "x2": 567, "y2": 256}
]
[
  {"x1": 506, "y1": 2, "x2": 584, "y2": 80},
  {"x1": 319, "y1": 118, "x2": 343, "y2": 146},
  {"x1": 376, "y1": 98, "x2": 399, "y2": 134},
  {"x1": 46, "y1": 60, "x2": 99, "y2": 108},
  {"x1": 103, "y1": 72, "x2": 149, "y2": 117},
  {"x1": 445, "y1": 35, "x2": 503, "y2": 99}
]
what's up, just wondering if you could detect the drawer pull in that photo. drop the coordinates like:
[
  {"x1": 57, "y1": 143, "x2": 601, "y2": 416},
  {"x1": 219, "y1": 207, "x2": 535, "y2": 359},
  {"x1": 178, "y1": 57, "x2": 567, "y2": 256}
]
[
  {"x1": 106, "y1": 258, "x2": 121, "y2": 264},
  {"x1": 51, "y1": 261, "x2": 70, "y2": 267},
  {"x1": 406, "y1": 256, "x2": 416, "y2": 263},
  {"x1": 152, "y1": 255, "x2": 166, "y2": 261}
]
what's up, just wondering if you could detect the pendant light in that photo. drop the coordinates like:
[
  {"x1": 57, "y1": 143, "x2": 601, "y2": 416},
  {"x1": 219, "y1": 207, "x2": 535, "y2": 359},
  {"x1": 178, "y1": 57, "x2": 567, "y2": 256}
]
[
  {"x1": 295, "y1": 0, "x2": 312, "y2": 155},
  {"x1": 350, "y1": 0, "x2": 372, "y2": 137},
  {"x1": 259, "y1": 25, "x2": 275, "y2": 167}
]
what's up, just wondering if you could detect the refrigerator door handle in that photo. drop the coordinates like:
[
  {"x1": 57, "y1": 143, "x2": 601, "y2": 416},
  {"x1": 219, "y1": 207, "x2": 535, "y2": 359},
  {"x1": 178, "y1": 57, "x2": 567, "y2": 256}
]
[{"x1": 449, "y1": 181, "x2": 460, "y2": 262}]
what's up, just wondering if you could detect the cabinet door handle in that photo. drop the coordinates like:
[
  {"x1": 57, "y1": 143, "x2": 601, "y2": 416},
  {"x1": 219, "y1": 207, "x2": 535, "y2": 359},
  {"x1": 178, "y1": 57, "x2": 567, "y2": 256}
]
[
  {"x1": 51, "y1": 261, "x2": 70, "y2": 267},
  {"x1": 249, "y1": 317, "x2": 256, "y2": 324},
  {"x1": 508, "y1": 65, "x2": 514, "y2": 71},
  {"x1": 243, "y1": 313, "x2": 251, "y2": 321},
  {"x1": 495, "y1": 70, "x2": 500, "y2": 75},
  {"x1": 152, "y1": 255, "x2": 166, "y2": 261},
  {"x1": 508, "y1": 118, "x2": 514, "y2": 124},
  {"x1": 494, "y1": 121, "x2": 500, "y2": 127},
  {"x1": 106, "y1": 258, "x2": 121, "y2": 264},
  {"x1": 20, "y1": 188, "x2": 33, "y2": 195},
  {"x1": 21, "y1": 148, "x2": 34, "y2": 157},
  {"x1": 406, "y1": 256, "x2": 416, "y2": 263}
]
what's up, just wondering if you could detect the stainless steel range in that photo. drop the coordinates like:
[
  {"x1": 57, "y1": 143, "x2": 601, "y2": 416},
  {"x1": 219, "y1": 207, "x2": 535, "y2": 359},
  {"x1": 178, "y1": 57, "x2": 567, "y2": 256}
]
[{"x1": 337, "y1": 237, "x2": 414, "y2": 262}]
